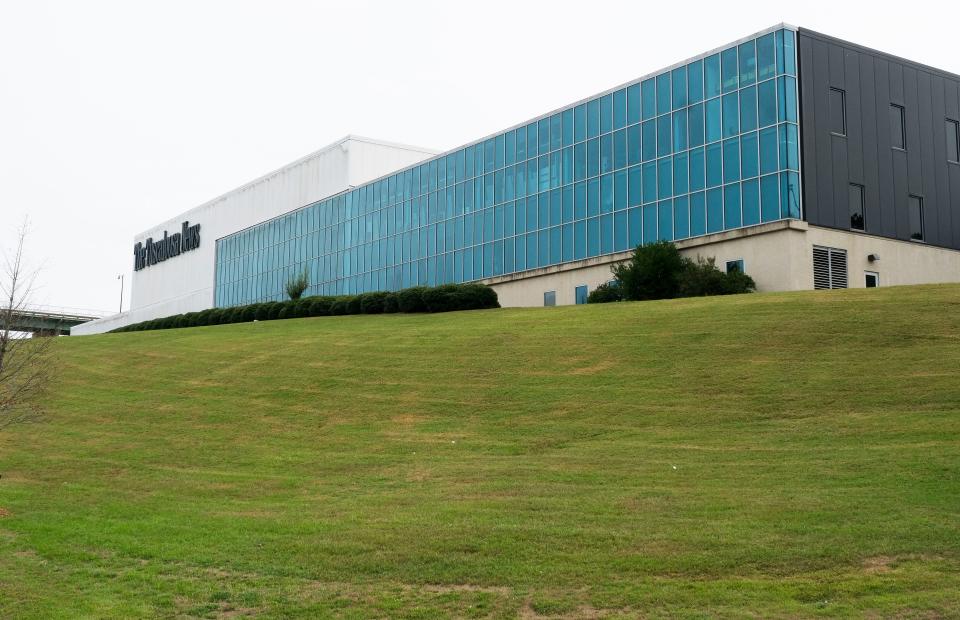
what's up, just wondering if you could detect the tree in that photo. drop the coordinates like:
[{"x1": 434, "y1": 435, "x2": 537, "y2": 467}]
[
  {"x1": 284, "y1": 268, "x2": 309, "y2": 300},
  {"x1": 611, "y1": 240, "x2": 686, "y2": 301},
  {"x1": 1, "y1": 222, "x2": 55, "y2": 429}
]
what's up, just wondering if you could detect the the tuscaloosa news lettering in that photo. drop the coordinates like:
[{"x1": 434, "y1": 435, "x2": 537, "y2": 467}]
[{"x1": 133, "y1": 221, "x2": 201, "y2": 271}]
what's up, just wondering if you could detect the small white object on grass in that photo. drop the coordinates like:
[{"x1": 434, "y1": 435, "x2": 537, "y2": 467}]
[{"x1": 672, "y1": 465, "x2": 677, "y2": 470}]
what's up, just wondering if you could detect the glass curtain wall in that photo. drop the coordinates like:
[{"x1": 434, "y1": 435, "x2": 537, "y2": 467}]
[{"x1": 215, "y1": 28, "x2": 800, "y2": 307}]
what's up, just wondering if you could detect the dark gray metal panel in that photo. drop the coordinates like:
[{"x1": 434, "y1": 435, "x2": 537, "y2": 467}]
[{"x1": 798, "y1": 28, "x2": 960, "y2": 251}]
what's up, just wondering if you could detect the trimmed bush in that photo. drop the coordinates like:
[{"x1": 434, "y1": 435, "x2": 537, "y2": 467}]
[
  {"x1": 383, "y1": 293, "x2": 399, "y2": 313},
  {"x1": 677, "y1": 256, "x2": 756, "y2": 297},
  {"x1": 109, "y1": 283, "x2": 501, "y2": 332},
  {"x1": 397, "y1": 287, "x2": 428, "y2": 313},
  {"x1": 613, "y1": 240, "x2": 686, "y2": 301},
  {"x1": 359, "y1": 292, "x2": 389, "y2": 314}
]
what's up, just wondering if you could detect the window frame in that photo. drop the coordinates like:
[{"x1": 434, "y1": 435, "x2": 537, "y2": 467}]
[
  {"x1": 725, "y1": 259, "x2": 745, "y2": 274},
  {"x1": 864, "y1": 271, "x2": 879, "y2": 288},
  {"x1": 947, "y1": 118, "x2": 960, "y2": 164},
  {"x1": 828, "y1": 87, "x2": 847, "y2": 137},
  {"x1": 848, "y1": 183, "x2": 865, "y2": 231},
  {"x1": 543, "y1": 290, "x2": 557, "y2": 307},
  {"x1": 890, "y1": 104, "x2": 906, "y2": 151},
  {"x1": 908, "y1": 194, "x2": 924, "y2": 242}
]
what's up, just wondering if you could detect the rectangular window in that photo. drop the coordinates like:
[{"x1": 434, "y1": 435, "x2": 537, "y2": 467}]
[
  {"x1": 908, "y1": 195, "x2": 924, "y2": 241},
  {"x1": 947, "y1": 119, "x2": 960, "y2": 163},
  {"x1": 725, "y1": 259, "x2": 744, "y2": 274},
  {"x1": 575, "y1": 285, "x2": 588, "y2": 305},
  {"x1": 849, "y1": 183, "x2": 865, "y2": 230},
  {"x1": 890, "y1": 104, "x2": 905, "y2": 150},
  {"x1": 865, "y1": 271, "x2": 879, "y2": 288},
  {"x1": 829, "y1": 88, "x2": 846, "y2": 136},
  {"x1": 544, "y1": 290, "x2": 556, "y2": 306}
]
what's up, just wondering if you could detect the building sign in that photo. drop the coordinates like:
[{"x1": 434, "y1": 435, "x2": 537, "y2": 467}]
[{"x1": 133, "y1": 221, "x2": 201, "y2": 271}]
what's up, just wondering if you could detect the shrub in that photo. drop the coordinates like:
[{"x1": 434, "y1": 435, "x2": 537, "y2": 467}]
[
  {"x1": 207, "y1": 309, "x2": 224, "y2": 325},
  {"x1": 241, "y1": 304, "x2": 259, "y2": 322},
  {"x1": 195, "y1": 309, "x2": 214, "y2": 326},
  {"x1": 421, "y1": 285, "x2": 459, "y2": 312},
  {"x1": 383, "y1": 293, "x2": 399, "y2": 313},
  {"x1": 226, "y1": 307, "x2": 245, "y2": 323},
  {"x1": 265, "y1": 302, "x2": 284, "y2": 321},
  {"x1": 397, "y1": 287, "x2": 428, "y2": 313},
  {"x1": 360, "y1": 292, "x2": 389, "y2": 314},
  {"x1": 459, "y1": 284, "x2": 499, "y2": 310},
  {"x1": 678, "y1": 256, "x2": 756, "y2": 297},
  {"x1": 330, "y1": 300, "x2": 348, "y2": 315},
  {"x1": 308, "y1": 297, "x2": 333, "y2": 317},
  {"x1": 587, "y1": 282, "x2": 622, "y2": 303},
  {"x1": 285, "y1": 269, "x2": 309, "y2": 300},
  {"x1": 346, "y1": 296, "x2": 362, "y2": 315},
  {"x1": 277, "y1": 305, "x2": 291, "y2": 320},
  {"x1": 612, "y1": 240, "x2": 686, "y2": 301}
]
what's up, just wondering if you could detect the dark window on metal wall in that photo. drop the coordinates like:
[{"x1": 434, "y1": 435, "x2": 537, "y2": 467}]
[
  {"x1": 829, "y1": 88, "x2": 846, "y2": 135},
  {"x1": 908, "y1": 195, "x2": 924, "y2": 241},
  {"x1": 848, "y1": 183, "x2": 865, "y2": 230},
  {"x1": 890, "y1": 104, "x2": 906, "y2": 149},
  {"x1": 947, "y1": 119, "x2": 960, "y2": 163}
]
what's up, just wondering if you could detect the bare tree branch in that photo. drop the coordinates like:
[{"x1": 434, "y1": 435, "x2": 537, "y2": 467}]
[{"x1": 1, "y1": 219, "x2": 54, "y2": 429}]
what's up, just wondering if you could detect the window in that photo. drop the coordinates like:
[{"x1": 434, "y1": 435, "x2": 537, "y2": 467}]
[
  {"x1": 544, "y1": 290, "x2": 556, "y2": 306},
  {"x1": 575, "y1": 285, "x2": 588, "y2": 305},
  {"x1": 947, "y1": 119, "x2": 960, "y2": 163},
  {"x1": 848, "y1": 183, "x2": 865, "y2": 230},
  {"x1": 865, "y1": 271, "x2": 879, "y2": 288},
  {"x1": 908, "y1": 195, "x2": 924, "y2": 241},
  {"x1": 813, "y1": 246, "x2": 848, "y2": 290},
  {"x1": 726, "y1": 259, "x2": 744, "y2": 274},
  {"x1": 890, "y1": 104, "x2": 905, "y2": 149},
  {"x1": 829, "y1": 88, "x2": 846, "y2": 136}
]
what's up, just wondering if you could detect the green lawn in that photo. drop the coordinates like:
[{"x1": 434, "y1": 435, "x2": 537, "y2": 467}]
[{"x1": 1, "y1": 285, "x2": 959, "y2": 618}]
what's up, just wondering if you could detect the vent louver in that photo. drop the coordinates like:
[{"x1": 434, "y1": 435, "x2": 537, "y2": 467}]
[{"x1": 813, "y1": 246, "x2": 848, "y2": 290}]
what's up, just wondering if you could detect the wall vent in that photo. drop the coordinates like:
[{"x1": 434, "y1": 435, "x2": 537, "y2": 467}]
[{"x1": 813, "y1": 246, "x2": 848, "y2": 290}]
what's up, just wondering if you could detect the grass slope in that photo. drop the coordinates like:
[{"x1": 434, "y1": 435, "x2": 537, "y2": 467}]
[{"x1": 1, "y1": 285, "x2": 959, "y2": 618}]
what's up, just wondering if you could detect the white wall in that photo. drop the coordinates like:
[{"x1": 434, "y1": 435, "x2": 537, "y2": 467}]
[{"x1": 74, "y1": 136, "x2": 436, "y2": 335}]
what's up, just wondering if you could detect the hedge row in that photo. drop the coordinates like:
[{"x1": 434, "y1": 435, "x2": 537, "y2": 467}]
[{"x1": 110, "y1": 283, "x2": 499, "y2": 333}]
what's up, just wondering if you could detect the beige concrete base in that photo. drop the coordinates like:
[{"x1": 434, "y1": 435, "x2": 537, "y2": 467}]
[{"x1": 485, "y1": 221, "x2": 960, "y2": 307}]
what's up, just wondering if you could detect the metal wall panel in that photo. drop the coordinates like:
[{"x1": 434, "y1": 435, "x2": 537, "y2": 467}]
[{"x1": 798, "y1": 29, "x2": 960, "y2": 250}]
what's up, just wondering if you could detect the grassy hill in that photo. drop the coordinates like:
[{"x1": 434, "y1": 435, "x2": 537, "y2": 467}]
[{"x1": 1, "y1": 284, "x2": 959, "y2": 618}]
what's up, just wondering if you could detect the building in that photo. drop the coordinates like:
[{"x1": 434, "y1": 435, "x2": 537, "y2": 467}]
[{"x1": 73, "y1": 24, "x2": 960, "y2": 335}]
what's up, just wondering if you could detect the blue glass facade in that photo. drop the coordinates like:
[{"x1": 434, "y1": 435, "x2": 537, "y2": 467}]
[{"x1": 215, "y1": 27, "x2": 800, "y2": 307}]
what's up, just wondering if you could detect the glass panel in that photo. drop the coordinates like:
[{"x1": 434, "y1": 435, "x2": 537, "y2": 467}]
[
  {"x1": 562, "y1": 109, "x2": 574, "y2": 147},
  {"x1": 781, "y1": 171, "x2": 800, "y2": 218},
  {"x1": 723, "y1": 138, "x2": 740, "y2": 183},
  {"x1": 758, "y1": 79, "x2": 777, "y2": 127},
  {"x1": 642, "y1": 205, "x2": 657, "y2": 243},
  {"x1": 527, "y1": 123, "x2": 538, "y2": 158},
  {"x1": 673, "y1": 111, "x2": 688, "y2": 151},
  {"x1": 672, "y1": 66, "x2": 687, "y2": 109},
  {"x1": 849, "y1": 184, "x2": 865, "y2": 230},
  {"x1": 613, "y1": 129, "x2": 628, "y2": 169},
  {"x1": 782, "y1": 29, "x2": 796, "y2": 75},
  {"x1": 657, "y1": 115, "x2": 672, "y2": 156},
  {"x1": 504, "y1": 131, "x2": 515, "y2": 166},
  {"x1": 587, "y1": 177, "x2": 600, "y2": 217},
  {"x1": 628, "y1": 206, "x2": 642, "y2": 247},
  {"x1": 740, "y1": 86, "x2": 758, "y2": 132},
  {"x1": 691, "y1": 191, "x2": 706, "y2": 236},
  {"x1": 688, "y1": 103, "x2": 705, "y2": 147},
  {"x1": 721, "y1": 46, "x2": 738, "y2": 92},
  {"x1": 706, "y1": 97, "x2": 722, "y2": 143},
  {"x1": 724, "y1": 183, "x2": 741, "y2": 229},
  {"x1": 757, "y1": 33, "x2": 776, "y2": 81},
  {"x1": 600, "y1": 94, "x2": 613, "y2": 134},
  {"x1": 780, "y1": 123, "x2": 799, "y2": 170},
  {"x1": 587, "y1": 137, "x2": 600, "y2": 177},
  {"x1": 704, "y1": 54, "x2": 721, "y2": 98},
  {"x1": 600, "y1": 133, "x2": 613, "y2": 173},
  {"x1": 673, "y1": 152, "x2": 689, "y2": 195},
  {"x1": 627, "y1": 83, "x2": 642, "y2": 125},
  {"x1": 829, "y1": 88, "x2": 846, "y2": 135},
  {"x1": 657, "y1": 72, "x2": 671, "y2": 115},
  {"x1": 738, "y1": 40, "x2": 756, "y2": 86},
  {"x1": 614, "y1": 210, "x2": 628, "y2": 251},
  {"x1": 673, "y1": 196, "x2": 689, "y2": 239},
  {"x1": 641, "y1": 78, "x2": 656, "y2": 120},
  {"x1": 586, "y1": 98, "x2": 600, "y2": 139},
  {"x1": 587, "y1": 217, "x2": 600, "y2": 255},
  {"x1": 741, "y1": 131, "x2": 759, "y2": 179},
  {"x1": 890, "y1": 105, "x2": 905, "y2": 149},
  {"x1": 658, "y1": 157, "x2": 672, "y2": 199},
  {"x1": 642, "y1": 120, "x2": 657, "y2": 161},
  {"x1": 628, "y1": 165, "x2": 642, "y2": 206},
  {"x1": 613, "y1": 89, "x2": 626, "y2": 130},
  {"x1": 627, "y1": 124, "x2": 642, "y2": 165},
  {"x1": 600, "y1": 214, "x2": 613, "y2": 253},
  {"x1": 687, "y1": 59, "x2": 704, "y2": 104},
  {"x1": 657, "y1": 201, "x2": 673, "y2": 240},
  {"x1": 742, "y1": 179, "x2": 760, "y2": 226},
  {"x1": 759, "y1": 126, "x2": 778, "y2": 174},
  {"x1": 706, "y1": 141, "x2": 723, "y2": 187},
  {"x1": 689, "y1": 147, "x2": 705, "y2": 191},
  {"x1": 539, "y1": 118, "x2": 551, "y2": 154},
  {"x1": 947, "y1": 119, "x2": 960, "y2": 162},
  {"x1": 908, "y1": 195, "x2": 924, "y2": 240},
  {"x1": 600, "y1": 173, "x2": 614, "y2": 214},
  {"x1": 574, "y1": 104, "x2": 587, "y2": 143},
  {"x1": 707, "y1": 188, "x2": 724, "y2": 233},
  {"x1": 614, "y1": 169, "x2": 628, "y2": 211},
  {"x1": 722, "y1": 93, "x2": 739, "y2": 138},
  {"x1": 642, "y1": 161, "x2": 657, "y2": 204}
]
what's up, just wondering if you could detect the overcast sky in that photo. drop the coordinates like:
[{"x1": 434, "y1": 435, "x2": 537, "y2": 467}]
[{"x1": 2, "y1": 0, "x2": 957, "y2": 314}]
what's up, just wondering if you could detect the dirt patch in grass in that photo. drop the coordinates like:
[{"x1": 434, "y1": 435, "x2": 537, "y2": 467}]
[
  {"x1": 0, "y1": 507, "x2": 11, "y2": 517},
  {"x1": 863, "y1": 556, "x2": 896, "y2": 574}
]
